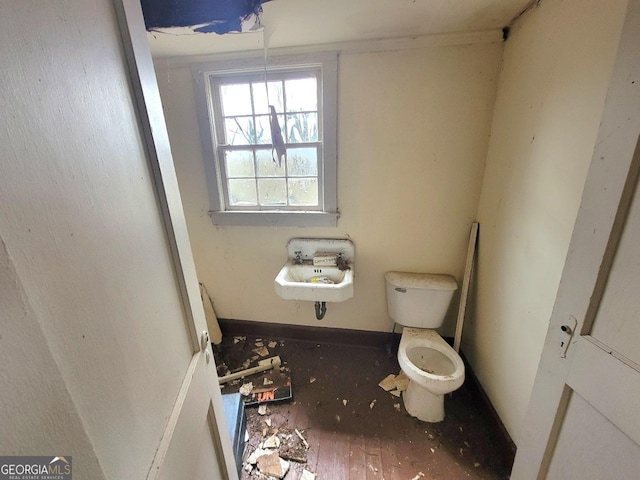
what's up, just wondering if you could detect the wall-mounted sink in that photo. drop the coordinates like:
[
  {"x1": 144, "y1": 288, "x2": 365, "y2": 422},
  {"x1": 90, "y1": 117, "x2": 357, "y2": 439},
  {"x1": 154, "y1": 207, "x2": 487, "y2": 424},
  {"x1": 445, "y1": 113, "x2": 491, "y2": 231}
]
[
  {"x1": 275, "y1": 261, "x2": 354, "y2": 302},
  {"x1": 274, "y1": 238, "x2": 355, "y2": 303}
]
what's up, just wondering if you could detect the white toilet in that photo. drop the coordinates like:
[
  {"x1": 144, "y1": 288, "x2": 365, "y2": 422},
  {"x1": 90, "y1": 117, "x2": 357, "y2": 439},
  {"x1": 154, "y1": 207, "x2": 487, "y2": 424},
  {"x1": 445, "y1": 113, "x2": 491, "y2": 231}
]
[{"x1": 385, "y1": 271, "x2": 465, "y2": 423}]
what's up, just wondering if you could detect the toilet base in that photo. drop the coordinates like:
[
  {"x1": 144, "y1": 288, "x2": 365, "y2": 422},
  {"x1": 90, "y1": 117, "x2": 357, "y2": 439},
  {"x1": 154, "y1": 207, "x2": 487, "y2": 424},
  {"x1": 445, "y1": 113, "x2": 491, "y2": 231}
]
[{"x1": 402, "y1": 379, "x2": 445, "y2": 423}]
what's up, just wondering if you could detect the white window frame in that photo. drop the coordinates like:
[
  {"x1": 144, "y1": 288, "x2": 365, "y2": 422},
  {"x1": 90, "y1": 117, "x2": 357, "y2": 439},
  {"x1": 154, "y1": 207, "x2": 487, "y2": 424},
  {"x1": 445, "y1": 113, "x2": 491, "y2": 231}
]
[{"x1": 192, "y1": 52, "x2": 338, "y2": 227}]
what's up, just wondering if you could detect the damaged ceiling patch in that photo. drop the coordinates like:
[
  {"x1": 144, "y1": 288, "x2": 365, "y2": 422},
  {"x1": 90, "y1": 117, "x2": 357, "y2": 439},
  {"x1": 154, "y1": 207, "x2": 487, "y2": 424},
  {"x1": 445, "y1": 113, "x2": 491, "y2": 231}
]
[{"x1": 140, "y1": 0, "x2": 271, "y2": 34}]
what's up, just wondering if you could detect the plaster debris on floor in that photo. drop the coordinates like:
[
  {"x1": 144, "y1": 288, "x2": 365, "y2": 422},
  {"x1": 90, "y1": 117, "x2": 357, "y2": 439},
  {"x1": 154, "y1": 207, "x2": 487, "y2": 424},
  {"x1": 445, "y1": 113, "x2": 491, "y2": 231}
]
[
  {"x1": 214, "y1": 333, "x2": 514, "y2": 479},
  {"x1": 239, "y1": 382, "x2": 253, "y2": 396},
  {"x1": 215, "y1": 335, "x2": 311, "y2": 478},
  {"x1": 243, "y1": 419, "x2": 311, "y2": 478},
  {"x1": 216, "y1": 336, "x2": 291, "y2": 406},
  {"x1": 294, "y1": 429, "x2": 309, "y2": 450},
  {"x1": 253, "y1": 345, "x2": 270, "y2": 357},
  {"x1": 262, "y1": 434, "x2": 280, "y2": 449},
  {"x1": 378, "y1": 371, "x2": 409, "y2": 398},
  {"x1": 299, "y1": 469, "x2": 315, "y2": 480}
]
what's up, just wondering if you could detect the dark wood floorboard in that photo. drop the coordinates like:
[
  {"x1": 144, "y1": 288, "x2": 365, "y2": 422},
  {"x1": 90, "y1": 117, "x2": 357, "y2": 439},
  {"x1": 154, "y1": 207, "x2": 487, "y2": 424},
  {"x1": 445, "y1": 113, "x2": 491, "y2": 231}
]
[
  {"x1": 215, "y1": 333, "x2": 513, "y2": 479},
  {"x1": 379, "y1": 434, "x2": 400, "y2": 480},
  {"x1": 349, "y1": 434, "x2": 366, "y2": 480},
  {"x1": 364, "y1": 436, "x2": 382, "y2": 479}
]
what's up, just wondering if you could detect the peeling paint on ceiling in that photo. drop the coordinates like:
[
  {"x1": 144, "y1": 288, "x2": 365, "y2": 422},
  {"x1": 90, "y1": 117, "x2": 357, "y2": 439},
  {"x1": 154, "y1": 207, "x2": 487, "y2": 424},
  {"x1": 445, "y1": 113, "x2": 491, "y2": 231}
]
[
  {"x1": 146, "y1": 0, "x2": 535, "y2": 58},
  {"x1": 140, "y1": 0, "x2": 270, "y2": 34}
]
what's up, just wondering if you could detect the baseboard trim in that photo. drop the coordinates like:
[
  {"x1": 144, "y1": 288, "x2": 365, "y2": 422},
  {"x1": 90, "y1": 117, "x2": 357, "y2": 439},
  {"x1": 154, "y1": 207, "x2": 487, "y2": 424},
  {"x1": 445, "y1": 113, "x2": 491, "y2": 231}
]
[
  {"x1": 218, "y1": 318, "x2": 398, "y2": 348},
  {"x1": 217, "y1": 318, "x2": 516, "y2": 461},
  {"x1": 459, "y1": 350, "x2": 517, "y2": 460}
]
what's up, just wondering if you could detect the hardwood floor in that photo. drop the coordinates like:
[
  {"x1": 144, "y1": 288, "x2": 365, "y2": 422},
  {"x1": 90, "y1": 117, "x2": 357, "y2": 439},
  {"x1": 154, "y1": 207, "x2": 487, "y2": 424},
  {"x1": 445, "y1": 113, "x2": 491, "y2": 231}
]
[{"x1": 215, "y1": 330, "x2": 514, "y2": 479}]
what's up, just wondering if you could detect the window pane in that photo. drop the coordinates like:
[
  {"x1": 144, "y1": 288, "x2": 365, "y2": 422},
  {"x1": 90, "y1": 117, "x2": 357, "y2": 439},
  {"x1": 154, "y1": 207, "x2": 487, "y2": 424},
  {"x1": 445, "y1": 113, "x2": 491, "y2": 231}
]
[
  {"x1": 225, "y1": 117, "x2": 255, "y2": 145},
  {"x1": 225, "y1": 150, "x2": 255, "y2": 178},
  {"x1": 252, "y1": 81, "x2": 283, "y2": 115},
  {"x1": 228, "y1": 179, "x2": 257, "y2": 206},
  {"x1": 288, "y1": 178, "x2": 318, "y2": 206},
  {"x1": 269, "y1": 81, "x2": 284, "y2": 112},
  {"x1": 286, "y1": 113, "x2": 318, "y2": 143},
  {"x1": 254, "y1": 115, "x2": 272, "y2": 144},
  {"x1": 220, "y1": 84, "x2": 252, "y2": 116},
  {"x1": 258, "y1": 178, "x2": 287, "y2": 206},
  {"x1": 259, "y1": 115, "x2": 288, "y2": 146},
  {"x1": 285, "y1": 78, "x2": 317, "y2": 112},
  {"x1": 287, "y1": 148, "x2": 317, "y2": 176},
  {"x1": 256, "y1": 149, "x2": 285, "y2": 177}
]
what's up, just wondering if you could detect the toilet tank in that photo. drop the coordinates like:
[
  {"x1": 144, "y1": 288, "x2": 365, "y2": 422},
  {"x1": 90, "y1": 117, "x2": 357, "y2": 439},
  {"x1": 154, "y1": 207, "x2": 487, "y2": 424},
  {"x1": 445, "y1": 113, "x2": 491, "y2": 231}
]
[{"x1": 385, "y1": 272, "x2": 458, "y2": 328}]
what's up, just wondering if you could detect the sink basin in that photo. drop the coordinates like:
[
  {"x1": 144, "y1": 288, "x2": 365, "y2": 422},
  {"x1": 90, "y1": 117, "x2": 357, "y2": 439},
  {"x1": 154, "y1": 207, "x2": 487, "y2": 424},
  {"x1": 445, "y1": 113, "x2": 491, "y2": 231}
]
[
  {"x1": 275, "y1": 260, "x2": 354, "y2": 302},
  {"x1": 275, "y1": 238, "x2": 355, "y2": 303}
]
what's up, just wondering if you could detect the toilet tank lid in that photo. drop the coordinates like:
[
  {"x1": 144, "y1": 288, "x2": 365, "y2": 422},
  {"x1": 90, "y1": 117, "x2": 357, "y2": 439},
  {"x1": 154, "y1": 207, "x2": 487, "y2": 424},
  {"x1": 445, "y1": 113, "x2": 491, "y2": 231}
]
[{"x1": 385, "y1": 271, "x2": 458, "y2": 291}]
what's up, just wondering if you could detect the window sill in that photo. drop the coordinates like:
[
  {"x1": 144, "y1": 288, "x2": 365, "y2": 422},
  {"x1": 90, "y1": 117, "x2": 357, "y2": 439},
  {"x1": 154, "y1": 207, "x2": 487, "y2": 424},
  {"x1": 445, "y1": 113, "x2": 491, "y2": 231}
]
[{"x1": 209, "y1": 210, "x2": 339, "y2": 227}]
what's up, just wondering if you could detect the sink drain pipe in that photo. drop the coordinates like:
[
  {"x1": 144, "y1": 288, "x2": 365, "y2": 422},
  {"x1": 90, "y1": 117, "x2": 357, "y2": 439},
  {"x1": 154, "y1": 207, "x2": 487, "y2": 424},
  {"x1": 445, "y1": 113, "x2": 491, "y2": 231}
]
[{"x1": 314, "y1": 301, "x2": 327, "y2": 320}]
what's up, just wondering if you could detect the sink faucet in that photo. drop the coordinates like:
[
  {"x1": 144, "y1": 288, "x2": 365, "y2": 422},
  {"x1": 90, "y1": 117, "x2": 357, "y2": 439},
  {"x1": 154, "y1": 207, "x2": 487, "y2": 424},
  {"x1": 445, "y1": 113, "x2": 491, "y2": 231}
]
[
  {"x1": 294, "y1": 251, "x2": 303, "y2": 264},
  {"x1": 336, "y1": 252, "x2": 350, "y2": 271}
]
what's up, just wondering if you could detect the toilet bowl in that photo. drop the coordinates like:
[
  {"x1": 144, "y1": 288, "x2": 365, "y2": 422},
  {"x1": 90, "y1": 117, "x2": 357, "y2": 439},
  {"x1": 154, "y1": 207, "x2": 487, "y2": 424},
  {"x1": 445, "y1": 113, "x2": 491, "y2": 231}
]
[
  {"x1": 398, "y1": 327, "x2": 465, "y2": 422},
  {"x1": 385, "y1": 271, "x2": 465, "y2": 422}
]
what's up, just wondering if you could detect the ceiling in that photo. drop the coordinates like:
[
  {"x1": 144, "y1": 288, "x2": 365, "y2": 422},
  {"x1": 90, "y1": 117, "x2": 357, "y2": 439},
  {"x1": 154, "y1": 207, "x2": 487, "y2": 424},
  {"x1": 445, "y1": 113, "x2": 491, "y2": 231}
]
[{"x1": 146, "y1": 0, "x2": 534, "y2": 58}]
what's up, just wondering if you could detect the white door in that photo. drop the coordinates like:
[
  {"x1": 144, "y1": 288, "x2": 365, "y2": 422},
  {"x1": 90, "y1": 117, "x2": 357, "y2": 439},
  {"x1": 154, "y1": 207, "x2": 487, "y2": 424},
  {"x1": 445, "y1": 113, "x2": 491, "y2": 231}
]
[
  {"x1": 116, "y1": 2, "x2": 239, "y2": 479},
  {"x1": 0, "y1": 0, "x2": 237, "y2": 477},
  {"x1": 511, "y1": 1, "x2": 640, "y2": 478}
]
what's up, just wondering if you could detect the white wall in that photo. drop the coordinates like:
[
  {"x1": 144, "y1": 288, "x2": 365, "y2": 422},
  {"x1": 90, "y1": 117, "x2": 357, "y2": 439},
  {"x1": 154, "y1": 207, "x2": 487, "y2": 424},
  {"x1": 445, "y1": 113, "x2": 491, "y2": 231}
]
[
  {"x1": 0, "y1": 1, "x2": 203, "y2": 477},
  {"x1": 156, "y1": 41, "x2": 502, "y2": 335},
  {"x1": 464, "y1": 0, "x2": 628, "y2": 444}
]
